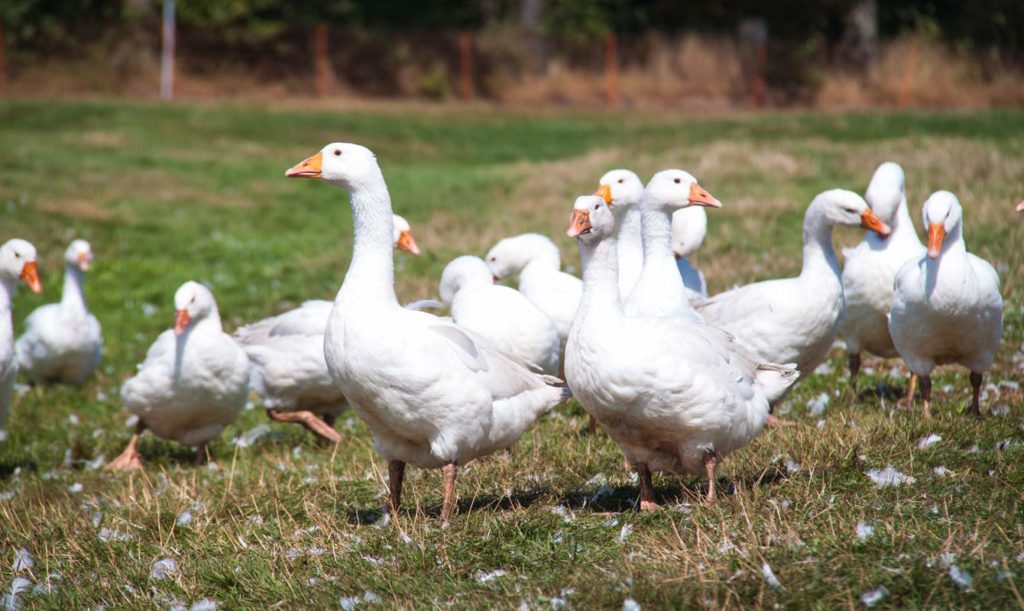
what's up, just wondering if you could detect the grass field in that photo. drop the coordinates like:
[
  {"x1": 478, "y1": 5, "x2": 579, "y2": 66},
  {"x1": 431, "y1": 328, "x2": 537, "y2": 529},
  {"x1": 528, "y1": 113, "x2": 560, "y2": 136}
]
[{"x1": 1, "y1": 100, "x2": 1023, "y2": 608}]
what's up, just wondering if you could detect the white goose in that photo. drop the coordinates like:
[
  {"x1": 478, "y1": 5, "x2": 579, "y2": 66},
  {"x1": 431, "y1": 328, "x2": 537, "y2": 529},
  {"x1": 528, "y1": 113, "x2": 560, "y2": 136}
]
[
  {"x1": 439, "y1": 255, "x2": 560, "y2": 375},
  {"x1": 624, "y1": 170, "x2": 719, "y2": 322},
  {"x1": 16, "y1": 240, "x2": 102, "y2": 386},
  {"x1": 0, "y1": 240, "x2": 42, "y2": 430},
  {"x1": 484, "y1": 233, "x2": 582, "y2": 346},
  {"x1": 839, "y1": 162, "x2": 925, "y2": 392},
  {"x1": 108, "y1": 281, "x2": 250, "y2": 470},
  {"x1": 286, "y1": 143, "x2": 570, "y2": 521},
  {"x1": 694, "y1": 189, "x2": 891, "y2": 377},
  {"x1": 888, "y1": 191, "x2": 1002, "y2": 419},
  {"x1": 565, "y1": 196, "x2": 798, "y2": 507},
  {"x1": 234, "y1": 214, "x2": 420, "y2": 443},
  {"x1": 672, "y1": 206, "x2": 709, "y2": 300},
  {"x1": 595, "y1": 169, "x2": 645, "y2": 300}
]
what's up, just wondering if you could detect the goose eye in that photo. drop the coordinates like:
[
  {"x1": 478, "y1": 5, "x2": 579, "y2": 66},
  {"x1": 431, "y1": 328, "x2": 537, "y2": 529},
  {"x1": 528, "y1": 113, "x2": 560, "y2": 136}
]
[
  {"x1": 334, "y1": 149, "x2": 341, "y2": 156},
  {"x1": 617, "y1": 178, "x2": 624, "y2": 184},
  {"x1": 489, "y1": 256, "x2": 496, "y2": 262},
  {"x1": 673, "y1": 178, "x2": 681, "y2": 184},
  {"x1": 14, "y1": 252, "x2": 20, "y2": 259}
]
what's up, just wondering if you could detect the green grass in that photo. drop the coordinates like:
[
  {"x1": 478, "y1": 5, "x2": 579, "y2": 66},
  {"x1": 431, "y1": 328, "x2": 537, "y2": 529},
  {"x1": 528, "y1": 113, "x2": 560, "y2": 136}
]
[{"x1": 1, "y1": 99, "x2": 1023, "y2": 608}]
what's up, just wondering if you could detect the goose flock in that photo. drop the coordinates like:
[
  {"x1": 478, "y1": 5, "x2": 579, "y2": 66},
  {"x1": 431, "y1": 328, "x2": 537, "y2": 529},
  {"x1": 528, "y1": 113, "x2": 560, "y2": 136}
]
[{"x1": 0, "y1": 143, "x2": 1016, "y2": 521}]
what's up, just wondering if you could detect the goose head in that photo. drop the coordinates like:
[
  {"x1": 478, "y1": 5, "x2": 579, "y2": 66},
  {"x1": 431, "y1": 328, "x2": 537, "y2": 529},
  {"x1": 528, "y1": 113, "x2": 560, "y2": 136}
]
[
  {"x1": 65, "y1": 239, "x2": 94, "y2": 272},
  {"x1": 392, "y1": 214, "x2": 421, "y2": 255},
  {"x1": 485, "y1": 234, "x2": 560, "y2": 281},
  {"x1": 595, "y1": 169, "x2": 644, "y2": 211},
  {"x1": 864, "y1": 162, "x2": 905, "y2": 225},
  {"x1": 285, "y1": 142, "x2": 381, "y2": 190},
  {"x1": 173, "y1": 281, "x2": 218, "y2": 336},
  {"x1": 812, "y1": 189, "x2": 890, "y2": 236},
  {"x1": 567, "y1": 195, "x2": 615, "y2": 242},
  {"x1": 922, "y1": 191, "x2": 962, "y2": 258},
  {"x1": 671, "y1": 207, "x2": 708, "y2": 259},
  {"x1": 643, "y1": 169, "x2": 721, "y2": 213},
  {"x1": 438, "y1": 256, "x2": 493, "y2": 305},
  {"x1": 0, "y1": 239, "x2": 42, "y2": 294}
]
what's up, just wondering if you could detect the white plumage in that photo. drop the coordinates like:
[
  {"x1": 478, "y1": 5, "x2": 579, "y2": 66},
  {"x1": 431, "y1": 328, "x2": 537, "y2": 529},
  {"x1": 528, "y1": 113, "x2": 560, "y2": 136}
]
[
  {"x1": 671, "y1": 206, "x2": 709, "y2": 300},
  {"x1": 16, "y1": 239, "x2": 102, "y2": 386},
  {"x1": 565, "y1": 195, "x2": 797, "y2": 507},
  {"x1": 694, "y1": 189, "x2": 891, "y2": 377},
  {"x1": 439, "y1": 255, "x2": 560, "y2": 375},
  {"x1": 888, "y1": 191, "x2": 1002, "y2": 418},
  {"x1": 839, "y1": 162, "x2": 926, "y2": 387},
  {"x1": 108, "y1": 281, "x2": 249, "y2": 470},
  {"x1": 484, "y1": 233, "x2": 582, "y2": 345},
  {"x1": 287, "y1": 142, "x2": 570, "y2": 521},
  {"x1": 0, "y1": 239, "x2": 42, "y2": 430}
]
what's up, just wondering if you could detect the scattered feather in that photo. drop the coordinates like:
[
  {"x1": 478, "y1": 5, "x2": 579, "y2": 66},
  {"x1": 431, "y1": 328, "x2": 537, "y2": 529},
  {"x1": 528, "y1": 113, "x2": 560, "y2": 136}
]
[
  {"x1": 855, "y1": 521, "x2": 874, "y2": 542},
  {"x1": 949, "y1": 565, "x2": 973, "y2": 590},
  {"x1": 176, "y1": 511, "x2": 193, "y2": 527},
  {"x1": 190, "y1": 599, "x2": 217, "y2": 611},
  {"x1": 860, "y1": 586, "x2": 888, "y2": 607},
  {"x1": 2, "y1": 577, "x2": 32, "y2": 610},
  {"x1": 98, "y1": 528, "x2": 132, "y2": 543},
  {"x1": 933, "y1": 466, "x2": 951, "y2": 478},
  {"x1": 150, "y1": 558, "x2": 177, "y2": 580},
  {"x1": 617, "y1": 524, "x2": 633, "y2": 543},
  {"x1": 761, "y1": 563, "x2": 782, "y2": 590},
  {"x1": 865, "y1": 465, "x2": 916, "y2": 487},
  {"x1": 807, "y1": 392, "x2": 829, "y2": 416},
  {"x1": 67, "y1": 483, "x2": 83, "y2": 494},
  {"x1": 917, "y1": 434, "x2": 941, "y2": 449},
  {"x1": 234, "y1": 424, "x2": 272, "y2": 448},
  {"x1": 476, "y1": 569, "x2": 507, "y2": 583},
  {"x1": 12, "y1": 549, "x2": 32, "y2": 573},
  {"x1": 622, "y1": 598, "x2": 642, "y2": 611}
]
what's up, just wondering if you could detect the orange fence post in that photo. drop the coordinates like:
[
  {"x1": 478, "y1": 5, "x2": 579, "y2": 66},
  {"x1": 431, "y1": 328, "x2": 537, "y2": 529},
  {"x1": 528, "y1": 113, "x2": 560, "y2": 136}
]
[
  {"x1": 314, "y1": 24, "x2": 328, "y2": 97},
  {"x1": 459, "y1": 32, "x2": 473, "y2": 102},
  {"x1": 605, "y1": 33, "x2": 619, "y2": 108},
  {"x1": 898, "y1": 42, "x2": 918, "y2": 108},
  {"x1": 0, "y1": 23, "x2": 6, "y2": 97},
  {"x1": 751, "y1": 38, "x2": 766, "y2": 108}
]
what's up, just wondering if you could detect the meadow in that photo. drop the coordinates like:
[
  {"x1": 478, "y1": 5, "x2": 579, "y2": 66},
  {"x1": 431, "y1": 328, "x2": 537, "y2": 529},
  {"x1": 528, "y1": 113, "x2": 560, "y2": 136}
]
[{"x1": 1, "y1": 100, "x2": 1023, "y2": 608}]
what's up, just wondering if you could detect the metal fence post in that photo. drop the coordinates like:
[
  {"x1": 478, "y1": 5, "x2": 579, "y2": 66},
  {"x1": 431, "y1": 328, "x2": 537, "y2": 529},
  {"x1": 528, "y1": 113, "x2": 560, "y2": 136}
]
[{"x1": 160, "y1": 0, "x2": 176, "y2": 100}]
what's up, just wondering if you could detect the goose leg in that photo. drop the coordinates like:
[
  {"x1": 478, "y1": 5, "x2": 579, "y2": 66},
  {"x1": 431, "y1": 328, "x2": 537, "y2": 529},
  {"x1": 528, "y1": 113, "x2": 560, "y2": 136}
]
[
  {"x1": 268, "y1": 409, "x2": 341, "y2": 444},
  {"x1": 387, "y1": 460, "x2": 405, "y2": 517},
  {"x1": 636, "y1": 462, "x2": 659, "y2": 512},
  {"x1": 588, "y1": 415, "x2": 599, "y2": 435},
  {"x1": 703, "y1": 451, "x2": 719, "y2": 503},
  {"x1": 849, "y1": 352, "x2": 860, "y2": 390},
  {"x1": 920, "y1": 375, "x2": 932, "y2": 420},
  {"x1": 194, "y1": 443, "x2": 208, "y2": 466},
  {"x1": 106, "y1": 422, "x2": 145, "y2": 471},
  {"x1": 898, "y1": 374, "x2": 917, "y2": 409},
  {"x1": 968, "y1": 372, "x2": 983, "y2": 418},
  {"x1": 441, "y1": 462, "x2": 458, "y2": 522}
]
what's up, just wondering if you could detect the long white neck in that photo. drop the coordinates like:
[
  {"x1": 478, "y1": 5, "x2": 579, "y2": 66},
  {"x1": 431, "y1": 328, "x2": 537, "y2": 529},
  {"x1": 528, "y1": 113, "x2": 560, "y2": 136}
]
[
  {"x1": 578, "y1": 234, "x2": 623, "y2": 322},
  {"x1": 868, "y1": 195, "x2": 921, "y2": 250},
  {"x1": 634, "y1": 205, "x2": 684, "y2": 299},
  {"x1": 338, "y1": 172, "x2": 399, "y2": 308},
  {"x1": 0, "y1": 278, "x2": 14, "y2": 358},
  {"x1": 61, "y1": 264, "x2": 88, "y2": 313},
  {"x1": 800, "y1": 206, "x2": 841, "y2": 280},
  {"x1": 615, "y1": 207, "x2": 643, "y2": 298}
]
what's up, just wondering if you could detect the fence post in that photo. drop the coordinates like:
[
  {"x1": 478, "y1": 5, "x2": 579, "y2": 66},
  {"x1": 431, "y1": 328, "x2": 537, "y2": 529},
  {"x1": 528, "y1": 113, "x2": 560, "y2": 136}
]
[
  {"x1": 604, "y1": 33, "x2": 619, "y2": 108},
  {"x1": 458, "y1": 32, "x2": 473, "y2": 102},
  {"x1": 0, "y1": 23, "x2": 6, "y2": 97},
  {"x1": 314, "y1": 24, "x2": 328, "y2": 97},
  {"x1": 160, "y1": 0, "x2": 176, "y2": 100},
  {"x1": 898, "y1": 42, "x2": 917, "y2": 108}
]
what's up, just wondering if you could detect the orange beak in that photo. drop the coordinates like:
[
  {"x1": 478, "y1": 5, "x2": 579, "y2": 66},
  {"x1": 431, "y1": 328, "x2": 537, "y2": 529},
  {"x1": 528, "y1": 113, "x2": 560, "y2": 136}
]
[
  {"x1": 1016, "y1": 199, "x2": 1024, "y2": 213},
  {"x1": 20, "y1": 261, "x2": 41, "y2": 293},
  {"x1": 396, "y1": 230, "x2": 421, "y2": 255},
  {"x1": 927, "y1": 223, "x2": 946, "y2": 258},
  {"x1": 174, "y1": 309, "x2": 192, "y2": 336},
  {"x1": 285, "y1": 151, "x2": 323, "y2": 178},
  {"x1": 594, "y1": 184, "x2": 613, "y2": 205},
  {"x1": 566, "y1": 209, "x2": 592, "y2": 238},
  {"x1": 689, "y1": 183, "x2": 722, "y2": 208},
  {"x1": 77, "y1": 251, "x2": 91, "y2": 271},
  {"x1": 860, "y1": 209, "x2": 891, "y2": 237}
]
